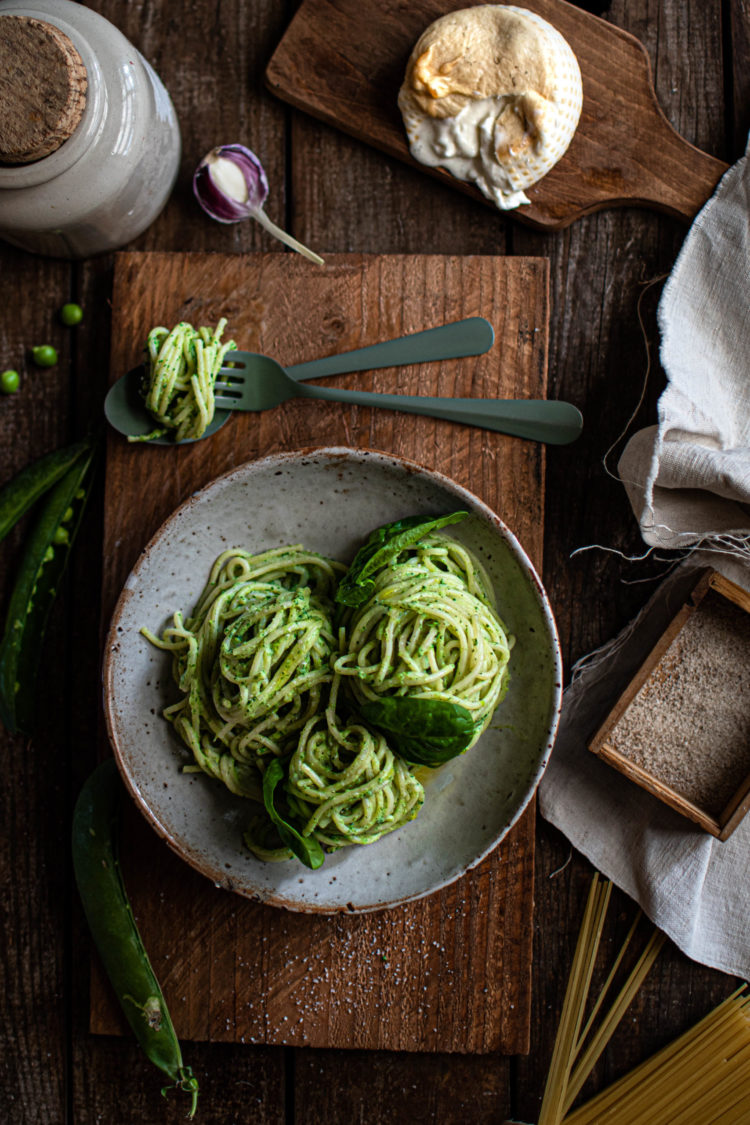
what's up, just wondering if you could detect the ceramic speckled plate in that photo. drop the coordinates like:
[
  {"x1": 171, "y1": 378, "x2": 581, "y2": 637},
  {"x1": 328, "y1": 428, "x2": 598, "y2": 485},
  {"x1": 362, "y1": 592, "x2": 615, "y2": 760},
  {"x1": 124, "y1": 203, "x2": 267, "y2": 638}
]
[{"x1": 103, "y1": 447, "x2": 562, "y2": 912}]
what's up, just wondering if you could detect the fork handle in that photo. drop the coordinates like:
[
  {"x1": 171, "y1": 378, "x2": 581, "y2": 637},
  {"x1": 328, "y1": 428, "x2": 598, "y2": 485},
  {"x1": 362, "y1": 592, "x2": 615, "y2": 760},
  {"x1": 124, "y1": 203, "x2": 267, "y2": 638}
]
[
  {"x1": 294, "y1": 384, "x2": 583, "y2": 445},
  {"x1": 284, "y1": 318, "x2": 494, "y2": 381}
]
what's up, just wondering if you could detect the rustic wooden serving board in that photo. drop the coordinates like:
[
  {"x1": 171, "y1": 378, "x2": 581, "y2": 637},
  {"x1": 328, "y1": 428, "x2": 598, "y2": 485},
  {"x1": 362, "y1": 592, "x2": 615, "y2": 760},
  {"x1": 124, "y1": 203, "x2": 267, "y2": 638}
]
[
  {"x1": 266, "y1": 0, "x2": 727, "y2": 230},
  {"x1": 92, "y1": 250, "x2": 549, "y2": 1054}
]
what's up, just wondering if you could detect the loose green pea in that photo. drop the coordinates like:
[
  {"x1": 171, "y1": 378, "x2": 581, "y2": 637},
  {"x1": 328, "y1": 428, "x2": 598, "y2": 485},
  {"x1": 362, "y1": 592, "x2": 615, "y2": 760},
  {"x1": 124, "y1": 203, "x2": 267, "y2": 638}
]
[
  {"x1": 60, "y1": 303, "x2": 83, "y2": 327},
  {"x1": 32, "y1": 345, "x2": 58, "y2": 368},
  {"x1": 1, "y1": 369, "x2": 20, "y2": 394}
]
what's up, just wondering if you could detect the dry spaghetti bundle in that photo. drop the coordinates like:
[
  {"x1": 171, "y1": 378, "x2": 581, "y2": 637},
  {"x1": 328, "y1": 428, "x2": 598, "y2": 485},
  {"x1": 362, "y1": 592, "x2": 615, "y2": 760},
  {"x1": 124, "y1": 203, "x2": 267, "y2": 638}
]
[
  {"x1": 563, "y1": 986, "x2": 750, "y2": 1125},
  {"x1": 539, "y1": 874, "x2": 750, "y2": 1125}
]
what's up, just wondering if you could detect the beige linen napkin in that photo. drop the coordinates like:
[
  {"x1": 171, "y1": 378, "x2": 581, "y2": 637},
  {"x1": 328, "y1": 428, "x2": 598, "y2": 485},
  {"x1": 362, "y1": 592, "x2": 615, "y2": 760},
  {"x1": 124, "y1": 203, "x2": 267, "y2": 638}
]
[
  {"x1": 540, "y1": 139, "x2": 750, "y2": 978},
  {"x1": 618, "y1": 133, "x2": 750, "y2": 555}
]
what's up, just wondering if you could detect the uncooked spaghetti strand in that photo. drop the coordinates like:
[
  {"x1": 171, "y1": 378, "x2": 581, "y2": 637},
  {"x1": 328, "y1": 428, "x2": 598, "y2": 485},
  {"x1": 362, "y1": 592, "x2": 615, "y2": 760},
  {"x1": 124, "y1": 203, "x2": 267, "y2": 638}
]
[
  {"x1": 563, "y1": 989, "x2": 750, "y2": 1125},
  {"x1": 620, "y1": 1013, "x2": 750, "y2": 1123},
  {"x1": 571, "y1": 1034, "x2": 750, "y2": 1125},
  {"x1": 663, "y1": 1040, "x2": 750, "y2": 1125},
  {"x1": 571, "y1": 909, "x2": 642, "y2": 1061},
  {"x1": 538, "y1": 874, "x2": 611, "y2": 1125},
  {"x1": 564, "y1": 989, "x2": 749, "y2": 1122},
  {"x1": 563, "y1": 928, "x2": 666, "y2": 1111}
]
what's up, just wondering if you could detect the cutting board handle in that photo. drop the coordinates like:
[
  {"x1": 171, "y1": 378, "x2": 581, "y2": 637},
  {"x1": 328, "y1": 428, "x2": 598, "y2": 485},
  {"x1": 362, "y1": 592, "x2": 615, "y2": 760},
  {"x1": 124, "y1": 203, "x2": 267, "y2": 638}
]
[
  {"x1": 612, "y1": 29, "x2": 727, "y2": 223},
  {"x1": 524, "y1": 17, "x2": 729, "y2": 227}
]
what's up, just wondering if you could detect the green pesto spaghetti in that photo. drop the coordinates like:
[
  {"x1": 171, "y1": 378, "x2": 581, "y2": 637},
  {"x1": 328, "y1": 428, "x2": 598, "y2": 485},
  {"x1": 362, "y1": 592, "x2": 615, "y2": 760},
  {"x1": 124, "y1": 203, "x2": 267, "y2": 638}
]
[
  {"x1": 131, "y1": 319, "x2": 236, "y2": 443},
  {"x1": 334, "y1": 531, "x2": 513, "y2": 751},
  {"x1": 285, "y1": 676, "x2": 424, "y2": 848},
  {"x1": 142, "y1": 546, "x2": 344, "y2": 798},
  {"x1": 143, "y1": 514, "x2": 514, "y2": 868},
  {"x1": 243, "y1": 674, "x2": 425, "y2": 862}
]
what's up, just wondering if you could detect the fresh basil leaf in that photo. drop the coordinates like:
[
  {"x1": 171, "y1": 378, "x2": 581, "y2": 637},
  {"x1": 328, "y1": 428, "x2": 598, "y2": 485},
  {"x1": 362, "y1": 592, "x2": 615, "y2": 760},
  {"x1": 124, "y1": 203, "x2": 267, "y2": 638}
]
[
  {"x1": 360, "y1": 697, "x2": 476, "y2": 767},
  {"x1": 262, "y1": 759, "x2": 325, "y2": 869},
  {"x1": 336, "y1": 511, "x2": 469, "y2": 608}
]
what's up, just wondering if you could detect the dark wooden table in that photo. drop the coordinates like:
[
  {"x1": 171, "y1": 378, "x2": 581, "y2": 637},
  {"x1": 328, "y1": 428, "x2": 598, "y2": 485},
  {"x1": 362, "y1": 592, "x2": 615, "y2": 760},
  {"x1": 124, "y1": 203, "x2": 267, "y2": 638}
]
[{"x1": 1, "y1": 1, "x2": 747, "y2": 1121}]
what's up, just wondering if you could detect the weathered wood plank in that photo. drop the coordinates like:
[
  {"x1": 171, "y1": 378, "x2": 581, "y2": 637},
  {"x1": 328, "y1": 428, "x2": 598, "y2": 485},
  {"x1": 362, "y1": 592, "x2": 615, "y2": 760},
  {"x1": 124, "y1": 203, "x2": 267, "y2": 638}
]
[
  {"x1": 729, "y1": 0, "x2": 750, "y2": 157},
  {"x1": 295, "y1": 1048, "x2": 511, "y2": 1123},
  {"x1": 87, "y1": 0, "x2": 291, "y2": 255},
  {"x1": 1, "y1": 0, "x2": 746, "y2": 1121},
  {"x1": 511, "y1": 1, "x2": 735, "y2": 1121},
  {"x1": 281, "y1": 1, "x2": 514, "y2": 1110},
  {"x1": 0, "y1": 244, "x2": 75, "y2": 1125},
  {"x1": 90, "y1": 250, "x2": 545, "y2": 1057}
]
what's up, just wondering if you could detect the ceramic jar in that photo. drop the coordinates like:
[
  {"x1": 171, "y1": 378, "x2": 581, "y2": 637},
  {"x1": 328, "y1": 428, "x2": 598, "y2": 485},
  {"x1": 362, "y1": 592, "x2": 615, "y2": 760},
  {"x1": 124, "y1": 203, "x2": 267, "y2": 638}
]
[{"x1": 0, "y1": 0, "x2": 181, "y2": 257}]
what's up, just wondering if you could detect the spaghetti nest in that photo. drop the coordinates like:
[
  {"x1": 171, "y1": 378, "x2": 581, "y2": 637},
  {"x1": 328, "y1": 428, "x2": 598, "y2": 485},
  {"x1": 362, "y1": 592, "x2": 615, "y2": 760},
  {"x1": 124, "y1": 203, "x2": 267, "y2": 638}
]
[
  {"x1": 143, "y1": 546, "x2": 343, "y2": 798},
  {"x1": 334, "y1": 534, "x2": 512, "y2": 747},
  {"x1": 132, "y1": 319, "x2": 236, "y2": 443},
  {"x1": 285, "y1": 682, "x2": 425, "y2": 849}
]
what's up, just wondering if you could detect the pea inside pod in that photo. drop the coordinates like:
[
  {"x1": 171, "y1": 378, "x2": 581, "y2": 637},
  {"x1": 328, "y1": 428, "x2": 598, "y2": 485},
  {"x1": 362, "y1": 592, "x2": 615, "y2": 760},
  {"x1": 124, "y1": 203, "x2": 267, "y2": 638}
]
[
  {"x1": 0, "y1": 439, "x2": 90, "y2": 545},
  {"x1": 0, "y1": 439, "x2": 96, "y2": 734}
]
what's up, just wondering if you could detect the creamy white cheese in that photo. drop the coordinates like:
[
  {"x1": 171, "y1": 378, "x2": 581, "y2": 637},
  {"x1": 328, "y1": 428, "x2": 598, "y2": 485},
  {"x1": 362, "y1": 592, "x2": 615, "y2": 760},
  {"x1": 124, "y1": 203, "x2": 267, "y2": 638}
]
[
  {"x1": 404, "y1": 95, "x2": 533, "y2": 210},
  {"x1": 398, "y1": 6, "x2": 583, "y2": 212}
]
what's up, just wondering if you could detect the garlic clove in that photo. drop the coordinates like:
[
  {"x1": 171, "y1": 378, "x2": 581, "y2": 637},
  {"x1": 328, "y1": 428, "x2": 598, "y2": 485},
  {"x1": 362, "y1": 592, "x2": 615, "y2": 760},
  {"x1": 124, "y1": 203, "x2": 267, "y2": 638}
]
[
  {"x1": 193, "y1": 144, "x2": 268, "y2": 223},
  {"x1": 192, "y1": 143, "x2": 323, "y2": 265}
]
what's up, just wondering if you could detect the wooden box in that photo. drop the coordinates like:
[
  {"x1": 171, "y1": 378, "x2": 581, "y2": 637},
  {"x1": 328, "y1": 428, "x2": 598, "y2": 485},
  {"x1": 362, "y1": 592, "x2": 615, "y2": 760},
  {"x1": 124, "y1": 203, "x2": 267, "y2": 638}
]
[{"x1": 588, "y1": 569, "x2": 750, "y2": 840}]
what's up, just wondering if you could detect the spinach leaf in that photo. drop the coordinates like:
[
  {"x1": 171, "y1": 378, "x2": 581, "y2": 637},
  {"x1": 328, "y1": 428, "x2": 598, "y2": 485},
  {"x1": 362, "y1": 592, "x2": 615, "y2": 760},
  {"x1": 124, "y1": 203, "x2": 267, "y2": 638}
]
[
  {"x1": 262, "y1": 759, "x2": 325, "y2": 870},
  {"x1": 336, "y1": 511, "x2": 469, "y2": 608},
  {"x1": 360, "y1": 697, "x2": 477, "y2": 767}
]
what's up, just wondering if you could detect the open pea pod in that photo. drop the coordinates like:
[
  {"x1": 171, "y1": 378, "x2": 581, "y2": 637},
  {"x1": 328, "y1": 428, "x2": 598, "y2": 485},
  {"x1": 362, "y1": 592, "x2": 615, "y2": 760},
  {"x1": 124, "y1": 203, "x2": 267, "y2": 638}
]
[
  {"x1": 0, "y1": 439, "x2": 97, "y2": 734},
  {"x1": 0, "y1": 439, "x2": 90, "y2": 545}
]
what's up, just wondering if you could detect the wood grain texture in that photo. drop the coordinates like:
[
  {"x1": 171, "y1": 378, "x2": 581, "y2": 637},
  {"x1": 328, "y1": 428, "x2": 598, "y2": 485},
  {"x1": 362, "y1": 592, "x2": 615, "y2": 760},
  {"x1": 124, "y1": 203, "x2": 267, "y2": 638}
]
[
  {"x1": 731, "y1": 0, "x2": 750, "y2": 155},
  {"x1": 0, "y1": 246, "x2": 76, "y2": 1125},
  {"x1": 512, "y1": 2, "x2": 737, "y2": 1120},
  {"x1": 295, "y1": 1048, "x2": 512, "y2": 1122},
  {"x1": 266, "y1": 0, "x2": 728, "y2": 230},
  {"x1": 90, "y1": 249, "x2": 548, "y2": 1055},
  {"x1": 67, "y1": 2, "x2": 299, "y2": 1119}
]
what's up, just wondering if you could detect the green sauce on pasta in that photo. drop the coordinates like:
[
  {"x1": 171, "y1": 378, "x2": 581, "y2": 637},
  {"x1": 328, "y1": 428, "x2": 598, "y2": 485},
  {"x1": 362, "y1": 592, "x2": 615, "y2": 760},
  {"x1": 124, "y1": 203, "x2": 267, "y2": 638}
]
[
  {"x1": 142, "y1": 546, "x2": 342, "y2": 798},
  {"x1": 334, "y1": 533, "x2": 512, "y2": 749},
  {"x1": 130, "y1": 319, "x2": 236, "y2": 443},
  {"x1": 143, "y1": 520, "x2": 514, "y2": 867}
]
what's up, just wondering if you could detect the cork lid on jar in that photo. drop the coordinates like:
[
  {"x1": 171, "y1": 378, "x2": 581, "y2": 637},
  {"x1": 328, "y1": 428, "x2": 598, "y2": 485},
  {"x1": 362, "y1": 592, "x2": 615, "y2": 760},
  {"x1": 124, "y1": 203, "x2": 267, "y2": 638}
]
[{"x1": 0, "y1": 15, "x2": 87, "y2": 165}]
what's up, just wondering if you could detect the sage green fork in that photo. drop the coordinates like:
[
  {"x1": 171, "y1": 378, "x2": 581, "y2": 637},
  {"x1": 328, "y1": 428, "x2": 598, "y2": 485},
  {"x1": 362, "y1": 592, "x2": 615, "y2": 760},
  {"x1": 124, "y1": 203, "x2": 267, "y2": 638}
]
[
  {"x1": 106, "y1": 316, "x2": 498, "y2": 443},
  {"x1": 215, "y1": 356, "x2": 583, "y2": 444}
]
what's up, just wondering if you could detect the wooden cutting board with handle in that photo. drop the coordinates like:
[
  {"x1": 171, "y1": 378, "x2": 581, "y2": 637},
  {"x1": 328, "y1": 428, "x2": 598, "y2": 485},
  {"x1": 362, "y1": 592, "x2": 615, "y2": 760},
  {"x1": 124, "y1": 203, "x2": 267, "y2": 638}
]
[
  {"x1": 91, "y1": 249, "x2": 550, "y2": 1054},
  {"x1": 265, "y1": 0, "x2": 727, "y2": 230}
]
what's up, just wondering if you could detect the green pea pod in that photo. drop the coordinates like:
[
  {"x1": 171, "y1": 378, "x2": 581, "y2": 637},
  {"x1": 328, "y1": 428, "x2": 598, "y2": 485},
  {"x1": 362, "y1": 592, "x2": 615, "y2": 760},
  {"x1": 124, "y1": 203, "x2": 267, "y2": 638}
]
[
  {"x1": 263, "y1": 758, "x2": 325, "y2": 869},
  {"x1": 0, "y1": 439, "x2": 90, "y2": 543},
  {"x1": 72, "y1": 759, "x2": 199, "y2": 1116},
  {"x1": 0, "y1": 440, "x2": 96, "y2": 734}
]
